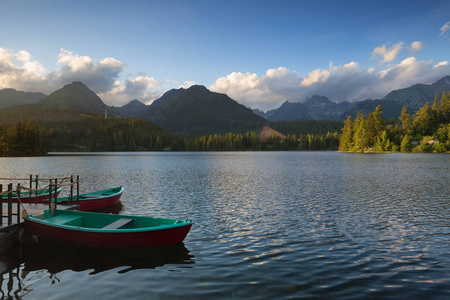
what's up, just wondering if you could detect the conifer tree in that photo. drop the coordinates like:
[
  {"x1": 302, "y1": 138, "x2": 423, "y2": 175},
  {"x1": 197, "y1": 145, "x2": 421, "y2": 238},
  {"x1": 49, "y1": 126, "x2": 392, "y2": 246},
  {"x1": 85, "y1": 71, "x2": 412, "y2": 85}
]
[
  {"x1": 352, "y1": 111, "x2": 368, "y2": 152},
  {"x1": 400, "y1": 135, "x2": 411, "y2": 153},
  {"x1": 399, "y1": 106, "x2": 413, "y2": 134},
  {"x1": 339, "y1": 116, "x2": 353, "y2": 152}
]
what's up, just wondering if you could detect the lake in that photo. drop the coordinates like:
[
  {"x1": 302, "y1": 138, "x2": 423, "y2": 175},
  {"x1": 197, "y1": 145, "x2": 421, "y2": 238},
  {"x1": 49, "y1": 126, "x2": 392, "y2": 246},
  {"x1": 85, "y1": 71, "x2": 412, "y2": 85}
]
[{"x1": 0, "y1": 152, "x2": 449, "y2": 299}]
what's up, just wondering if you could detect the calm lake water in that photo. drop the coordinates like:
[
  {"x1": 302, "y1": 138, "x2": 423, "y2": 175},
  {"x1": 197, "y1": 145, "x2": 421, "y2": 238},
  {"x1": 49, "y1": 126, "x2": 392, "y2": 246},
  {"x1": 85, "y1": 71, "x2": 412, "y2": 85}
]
[{"x1": 0, "y1": 152, "x2": 449, "y2": 299}]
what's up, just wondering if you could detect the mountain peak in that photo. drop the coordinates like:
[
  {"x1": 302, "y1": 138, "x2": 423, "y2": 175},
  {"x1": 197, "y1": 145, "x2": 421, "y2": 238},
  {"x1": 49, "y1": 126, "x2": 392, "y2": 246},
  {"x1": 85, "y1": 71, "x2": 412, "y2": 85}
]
[
  {"x1": 39, "y1": 81, "x2": 106, "y2": 113},
  {"x1": 304, "y1": 95, "x2": 332, "y2": 105},
  {"x1": 433, "y1": 75, "x2": 450, "y2": 86},
  {"x1": 66, "y1": 81, "x2": 86, "y2": 87},
  {"x1": 186, "y1": 85, "x2": 209, "y2": 94}
]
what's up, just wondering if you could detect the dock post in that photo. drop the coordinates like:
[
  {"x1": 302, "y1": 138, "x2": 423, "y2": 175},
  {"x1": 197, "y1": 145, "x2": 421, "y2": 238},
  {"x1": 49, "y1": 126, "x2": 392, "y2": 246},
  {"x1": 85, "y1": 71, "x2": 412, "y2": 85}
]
[
  {"x1": 77, "y1": 175, "x2": 80, "y2": 208},
  {"x1": 16, "y1": 184, "x2": 20, "y2": 224},
  {"x1": 48, "y1": 180, "x2": 52, "y2": 210},
  {"x1": 29, "y1": 175, "x2": 32, "y2": 204},
  {"x1": 0, "y1": 184, "x2": 3, "y2": 226},
  {"x1": 70, "y1": 176, "x2": 74, "y2": 205},
  {"x1": 54, "y1": 178, "x2": 58, "y2": 209},
  {"x1": 7, "y1": 184, "x2": 12, "y2": 226},
  {"x1": 35, "y1": 175, "x2": 39, "y2": 204}
]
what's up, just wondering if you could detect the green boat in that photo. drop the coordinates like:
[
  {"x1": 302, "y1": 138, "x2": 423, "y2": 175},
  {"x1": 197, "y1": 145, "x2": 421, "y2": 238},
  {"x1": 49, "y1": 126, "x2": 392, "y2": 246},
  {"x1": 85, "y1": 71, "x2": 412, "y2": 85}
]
[
  {"x1": 1, "y1": 186, "x2": 62, "y2": 203},
  {"x1": 24, "y1": 209, "x2": 193, "y2": 248},
  {"x1": 50, "y1": 186, "x2": 124, "y2": 211}
]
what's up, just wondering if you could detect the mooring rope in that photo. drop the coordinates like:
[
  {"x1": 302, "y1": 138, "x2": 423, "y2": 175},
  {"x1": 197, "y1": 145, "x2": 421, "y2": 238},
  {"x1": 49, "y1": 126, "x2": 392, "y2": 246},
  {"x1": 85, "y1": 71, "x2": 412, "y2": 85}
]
[
  {"x1": 0, "y1": 189, "x2": 14, "y2": 197},
  {"x1": 14, "y1": 186, "x2": 29, "y2": 218}
]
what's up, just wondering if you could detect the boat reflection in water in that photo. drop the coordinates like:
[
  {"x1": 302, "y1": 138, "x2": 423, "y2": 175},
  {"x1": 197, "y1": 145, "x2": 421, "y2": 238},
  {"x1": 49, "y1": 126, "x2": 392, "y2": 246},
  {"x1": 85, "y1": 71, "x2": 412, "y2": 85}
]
[
  {"x1": 23, "y1": 240, "x2": 194, "y2": 274},
  {"x1": 0, "y1": 241, "x2": 194, "y2": 297}
]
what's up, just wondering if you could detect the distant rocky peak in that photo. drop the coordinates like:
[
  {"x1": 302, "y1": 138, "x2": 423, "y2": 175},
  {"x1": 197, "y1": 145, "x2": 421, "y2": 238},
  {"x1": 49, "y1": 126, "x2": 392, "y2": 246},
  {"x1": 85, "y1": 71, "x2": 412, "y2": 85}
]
[
  {"x1": 124, "y1": 99, "x2": 146, "y2": 107},
  {"x1": 65, "y1": 81, "x2": 88, "y2": 89},
  {"x1": 186, "y1": 85, "x2": 209, "y2": 94},
  {"x1": 304, "y1": 95, "x2": 332, "y2": 105},
  {"x1": 433, "y1": 75, "x2": 450, "y2": 86}
]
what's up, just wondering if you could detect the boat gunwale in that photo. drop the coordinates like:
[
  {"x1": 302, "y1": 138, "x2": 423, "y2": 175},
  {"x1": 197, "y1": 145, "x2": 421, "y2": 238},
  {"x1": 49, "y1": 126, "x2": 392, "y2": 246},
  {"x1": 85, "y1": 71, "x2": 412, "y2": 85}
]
[
  {"x1": 54, "y1": 186, "x2": 124, "y2": 202},
  {"x1": 25, "y1": 209, "x2": 193, "y2": 234}
]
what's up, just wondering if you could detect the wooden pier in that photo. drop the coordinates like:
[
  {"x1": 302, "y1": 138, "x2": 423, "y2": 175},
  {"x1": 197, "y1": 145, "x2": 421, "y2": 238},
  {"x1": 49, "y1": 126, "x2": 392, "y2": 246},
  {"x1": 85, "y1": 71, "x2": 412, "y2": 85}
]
[
  {"x1": 0, "y1": 176, "x2": 80, "y2": 233},
  {"x1": 0, "y1": 203, "x2": 79, "y2": 232}
]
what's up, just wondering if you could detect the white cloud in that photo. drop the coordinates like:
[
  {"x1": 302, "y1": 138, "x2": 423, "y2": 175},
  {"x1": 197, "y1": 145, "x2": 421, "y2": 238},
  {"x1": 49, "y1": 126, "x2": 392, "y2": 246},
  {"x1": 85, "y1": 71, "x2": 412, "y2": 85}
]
[
  {"x1": 434, "y1": 61, "x2": 449, "y2": 68},
  {"x1": 0, "y1": 48, "x2": 47, "y2": 91},
  {"x1": 0, "y1": 47, "x2": 163, "y2": 106},
  {"x1": 439, "y1": 21, "x2": 450, "y2": 36},
  {"x1": 210, "y1": 57, "x2": 450, "y2": 111},
  {"x1": 1, "y1": 46, "x2": 449, "y2": 111},
  {"x1": 99, "y1": 76, "x2": 162, "y2": 106},
  {"x1": 49, "y1": 48, "x2": 127, "y2": 94},
  {"x1": 410, "y1": 41, "x2": 423, "y2": 54},
  {"x1": 180, "y1": 81, "x2": 197, "y2": 89},
  {"x1": 372, "y1": 42, "x2": 403, "y2": 63},
  {"x1": 300, "y1": 68, "x2": 330, "y2": 87}
]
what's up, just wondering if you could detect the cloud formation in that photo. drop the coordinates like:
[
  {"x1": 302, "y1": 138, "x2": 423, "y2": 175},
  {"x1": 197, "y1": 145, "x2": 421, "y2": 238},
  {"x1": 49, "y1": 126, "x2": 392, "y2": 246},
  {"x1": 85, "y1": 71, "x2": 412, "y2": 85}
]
[
  {"x1": 0, "y1": 47, "x2": 47, "y2": 92},
  {"x1": 210, "y1": 57, "x2": 450, "y2": 111},
  {"x1": 1, "y1": 46, "x2": 449, "y2": 111},
  {"x1": 439, "y1": 21, "x2": 450, "y2": 36},
  {"x1": 0, "y1": 47, "x2": 163, "y2": 106},
  {"x1": 372, "y1": 43, "x2": 403, "y2": 63},
  {"x1": 410, "y1": 41, "x2": 423, "y2": 54},
  {"x1": 99, "y1": 76, "x2": 162, "y2": 106}
]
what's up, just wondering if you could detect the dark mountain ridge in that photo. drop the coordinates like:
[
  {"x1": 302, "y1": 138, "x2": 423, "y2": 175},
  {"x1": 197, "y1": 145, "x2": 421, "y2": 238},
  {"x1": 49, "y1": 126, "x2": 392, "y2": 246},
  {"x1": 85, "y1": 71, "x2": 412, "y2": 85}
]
[
  {"x1": 255, "y1": 95, "x2": 357, "y2": 121},
  {"x1": 143, "y1": 85, "x2": 267, "y2": 134},
  {"x1": 1, "y1": 75, "x2": 449, "y2": 133},
  {"x1": 257, "y1": 76, "x2": 450, "y2": 121},
  {"x1": 345, "y1": 75, "x2": 450, "y2": 119},
  {"x1": 0, "y1": 88, "x2": 46, "y2": 108},
  {"x1": 38, "y1": 81, "x2": 107, "y2": 114}
]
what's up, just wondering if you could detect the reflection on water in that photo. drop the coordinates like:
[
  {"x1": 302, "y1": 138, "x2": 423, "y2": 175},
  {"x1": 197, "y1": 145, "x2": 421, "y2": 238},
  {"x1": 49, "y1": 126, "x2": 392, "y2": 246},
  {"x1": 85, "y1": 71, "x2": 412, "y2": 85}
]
[
  {"x1": 21, "y1": 241, "x2": 193, "y2": 274},
  {"x1": 0, "y1": 152, "x2": 449, "y2": 299},
  {"x1": 0, "y1": 241, "x2": 193, "y2": 298}
]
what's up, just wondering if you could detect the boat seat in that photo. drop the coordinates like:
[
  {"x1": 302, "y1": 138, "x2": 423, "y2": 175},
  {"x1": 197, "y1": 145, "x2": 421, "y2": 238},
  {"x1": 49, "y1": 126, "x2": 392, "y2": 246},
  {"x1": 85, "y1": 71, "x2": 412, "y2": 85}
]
[
  {"x1": 47, "y1": 215, "x2": 83, "y2": 226},
  {"x1": 102, "y1": 218, "x2": 134, "y2": 229},
  {"x1": 80, "y1": 194, "x2": 105, "y2": 198}
]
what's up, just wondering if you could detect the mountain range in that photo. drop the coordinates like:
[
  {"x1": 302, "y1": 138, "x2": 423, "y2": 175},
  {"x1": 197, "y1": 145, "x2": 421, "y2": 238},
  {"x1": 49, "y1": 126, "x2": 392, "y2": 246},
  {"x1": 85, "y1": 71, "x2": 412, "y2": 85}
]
[
  {"x1": 0, "y1": 82, "x2": 266, "y2": 135},
  {"x1": 110, "y1": 84, "x2": 267, "y2": 135},
  {"x1": 0, "y1": 88, "x2": 46, "y2": 109},
  {"x1": 0, "y1": 75, "x2": 449, "y2": 135},
  {"x1": 253, "y1": 95, "x2": 357, "y2": 121},
  {"x1": 255, "y1": 75, "x2": 450, "y2": 121}
]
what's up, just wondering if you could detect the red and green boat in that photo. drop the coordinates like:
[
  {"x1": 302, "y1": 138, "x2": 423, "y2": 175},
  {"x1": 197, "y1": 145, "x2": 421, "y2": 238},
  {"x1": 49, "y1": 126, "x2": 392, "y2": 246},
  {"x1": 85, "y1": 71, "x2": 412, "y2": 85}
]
[
  {"x1": 50, "y1": 186, "x2": 124, "y2": 211},
  {"x1": 1, "y1": 186, "x2": 62, "y2": 203},
  {"x1": 24, "y1": 209, "x2": 193, "y2": 248}
]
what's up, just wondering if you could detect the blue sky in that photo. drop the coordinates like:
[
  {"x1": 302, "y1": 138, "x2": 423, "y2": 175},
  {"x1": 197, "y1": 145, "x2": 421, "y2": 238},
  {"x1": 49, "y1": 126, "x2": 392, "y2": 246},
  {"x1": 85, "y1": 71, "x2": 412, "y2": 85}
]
[{"x1": 0, "y1": 0, "x2": 449, "y2": 110}]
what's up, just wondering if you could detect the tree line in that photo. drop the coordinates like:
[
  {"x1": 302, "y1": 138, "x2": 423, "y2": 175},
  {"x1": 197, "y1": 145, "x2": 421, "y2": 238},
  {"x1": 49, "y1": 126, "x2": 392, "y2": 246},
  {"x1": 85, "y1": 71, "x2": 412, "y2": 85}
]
[
  {"x1": 339, "y1": 92, "x2": 450, "y2": 153},
  {"x1": 1, "y1": 92, "x2": 449, "y2": 156},
  {"x1": 184, "y1": 131, "x2": 340, "y2": 151},
  {"x1": 0, "y1": 121, "x2": 42, "y2": 156}
]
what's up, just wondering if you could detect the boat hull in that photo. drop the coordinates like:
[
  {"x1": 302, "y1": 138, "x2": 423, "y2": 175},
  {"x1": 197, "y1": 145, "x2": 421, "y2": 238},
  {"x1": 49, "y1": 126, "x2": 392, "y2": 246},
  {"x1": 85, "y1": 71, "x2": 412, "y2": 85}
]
[
  {"x1": 24, "y1": 209, "x2": 193, "y2": 248},
  {"x1": 56, "y1": 187, "x2": 123, "y2": 211},
  {"x1": 25, "y1": 220, "x2": 192, "y2": 248},
  {"x1": 1, "y1": 188, "x2": 61, "y2": 203}
]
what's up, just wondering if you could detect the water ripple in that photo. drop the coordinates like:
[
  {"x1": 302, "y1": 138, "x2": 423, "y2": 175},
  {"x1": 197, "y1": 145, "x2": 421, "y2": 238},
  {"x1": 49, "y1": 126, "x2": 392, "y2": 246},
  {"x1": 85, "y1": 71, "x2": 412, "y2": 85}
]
[{"x1": 0, "y1": 152, "x2": 449, "y2": 299}]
